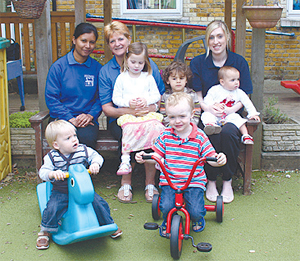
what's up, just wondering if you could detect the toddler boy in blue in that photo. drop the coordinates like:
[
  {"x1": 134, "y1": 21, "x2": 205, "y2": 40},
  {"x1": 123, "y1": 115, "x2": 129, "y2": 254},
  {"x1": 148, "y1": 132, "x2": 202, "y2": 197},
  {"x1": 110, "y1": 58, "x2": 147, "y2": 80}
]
[{"x1": 36, "y1": 120, "x2": 122, "y2": 250}]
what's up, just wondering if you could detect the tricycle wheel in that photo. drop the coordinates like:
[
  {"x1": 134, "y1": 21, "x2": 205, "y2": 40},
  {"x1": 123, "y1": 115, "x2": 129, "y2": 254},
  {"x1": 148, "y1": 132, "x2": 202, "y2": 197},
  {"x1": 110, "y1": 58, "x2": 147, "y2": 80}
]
[
  {"x1": 152, "y1": 194, "x2": 161, "y2": 220},
  {"x1": 170, "y1": 215, "x2": 183, "y2": 260},
  {"x1": 216, "y1": 195, "x2": 224, "y2": 223}
]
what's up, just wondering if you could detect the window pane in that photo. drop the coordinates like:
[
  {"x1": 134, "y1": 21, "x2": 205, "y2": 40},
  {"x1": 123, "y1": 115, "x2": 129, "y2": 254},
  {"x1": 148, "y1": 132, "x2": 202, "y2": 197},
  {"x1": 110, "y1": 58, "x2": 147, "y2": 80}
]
[
  {"x1": 127, "y1": 0, "x2": 176, "y2": 10},
  {"x1": 293, "y1": 0, "x2": 300, "y2": 10},
  {"x1": 162, "y1": 0, "x2": 176, "y2": 9}
]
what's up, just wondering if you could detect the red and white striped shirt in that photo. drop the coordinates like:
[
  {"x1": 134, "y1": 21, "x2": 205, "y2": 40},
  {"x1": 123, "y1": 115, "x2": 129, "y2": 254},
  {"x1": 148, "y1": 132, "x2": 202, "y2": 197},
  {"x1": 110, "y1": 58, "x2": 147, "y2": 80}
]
[{"x1": 153, "y1": 123, "x2": 216, "y2": 190}]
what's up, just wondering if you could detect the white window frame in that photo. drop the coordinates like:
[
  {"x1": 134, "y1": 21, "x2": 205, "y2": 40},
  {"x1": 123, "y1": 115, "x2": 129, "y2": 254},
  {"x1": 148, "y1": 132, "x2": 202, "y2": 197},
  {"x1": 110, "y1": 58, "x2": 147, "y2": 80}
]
[
  {"x1": 286, "y1": 0, "x2": 300, "y2": 18},
  {"x1": 120, "y1": 0, "x2": 182, "y2": 19}
]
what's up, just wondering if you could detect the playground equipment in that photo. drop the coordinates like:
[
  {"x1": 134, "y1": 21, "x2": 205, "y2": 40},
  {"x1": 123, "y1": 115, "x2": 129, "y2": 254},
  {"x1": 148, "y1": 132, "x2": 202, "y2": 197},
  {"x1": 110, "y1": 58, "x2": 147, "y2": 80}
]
[
  {"x1": 0, "y1": 37, "x2": 12, "y2": 181},
  {"x1": 281, "y1": 79, "x2": 300, "y2": 95},
  {"x1": 36, "y1": 163, "x2": 118, "y2": 245},
  {"x1": 143, "y1": 155, "x2": 224, "y2": 259}
]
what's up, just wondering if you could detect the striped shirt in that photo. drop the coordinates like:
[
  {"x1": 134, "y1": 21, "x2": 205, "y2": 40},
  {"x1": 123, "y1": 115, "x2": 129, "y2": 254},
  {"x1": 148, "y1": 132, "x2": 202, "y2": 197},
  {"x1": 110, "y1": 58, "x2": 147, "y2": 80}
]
[
  {"x1": 39, "y1": 144, "x2": 104, "y2": 193},
  {"x1": 153, "y1": 123, "x2": 216, "y2": 190}
]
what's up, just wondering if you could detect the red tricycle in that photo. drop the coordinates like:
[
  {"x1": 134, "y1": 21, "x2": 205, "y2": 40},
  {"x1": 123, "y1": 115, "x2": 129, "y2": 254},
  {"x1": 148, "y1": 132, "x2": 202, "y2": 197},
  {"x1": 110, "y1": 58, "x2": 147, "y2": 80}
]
[{"x1": 143, "y1": 155, "x2": 224, "y2": 260}]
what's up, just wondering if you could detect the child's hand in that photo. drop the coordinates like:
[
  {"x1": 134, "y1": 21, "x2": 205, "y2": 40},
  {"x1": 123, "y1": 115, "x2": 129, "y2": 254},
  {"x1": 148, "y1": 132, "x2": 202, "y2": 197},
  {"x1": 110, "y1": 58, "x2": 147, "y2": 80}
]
[
  {"x1": 49, "y1": 170, "x2": 65, "y2": 180},
  {"x1": 216, "y1": 152, "x2": 227, "y2": 166},
  {"x1": 129, "y1": 98, "x2": 138, "y2": 108},
  {"x1": 89, "y1": 163, "x2": 100, "y2": 175},
  {"x1": 135, "y1": 97, "x2": 147, "y2": 108},
  {"x1": 249, "y1": 115, "x2": 261, "y2": 122},
  {"x1": 135, "y1": 151, "x2": 146, "y2": 164}
]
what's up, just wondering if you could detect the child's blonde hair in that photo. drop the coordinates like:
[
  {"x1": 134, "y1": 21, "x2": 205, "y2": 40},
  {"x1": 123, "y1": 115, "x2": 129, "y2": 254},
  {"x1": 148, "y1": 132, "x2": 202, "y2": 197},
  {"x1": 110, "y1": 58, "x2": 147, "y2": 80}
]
[
  {"x1": 122, "y1": 42, "x2": 152, "y2": 75},
  {"x1": 218, "y1": 66, "x2": 239, "y2": 81},
  {"x1": 163, "y1": 61, "x2": 193, "y2": 90},
  {"x1": 45, "y1": 120, "x2": 76, "y2": 148},
  {"x1": 166, "y1": 92, "x2": 194, "y2": 112}
]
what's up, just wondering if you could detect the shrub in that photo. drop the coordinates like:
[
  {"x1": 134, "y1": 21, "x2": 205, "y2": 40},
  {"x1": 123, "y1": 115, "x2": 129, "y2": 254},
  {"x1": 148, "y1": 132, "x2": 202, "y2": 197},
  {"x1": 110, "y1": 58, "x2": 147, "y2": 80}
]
[
  {"x1": 9, "y1": 111, "x2": 39, "y2": 128},
  {"x1": 263, "y1": 96, "x2": 289, "y2": 124}
]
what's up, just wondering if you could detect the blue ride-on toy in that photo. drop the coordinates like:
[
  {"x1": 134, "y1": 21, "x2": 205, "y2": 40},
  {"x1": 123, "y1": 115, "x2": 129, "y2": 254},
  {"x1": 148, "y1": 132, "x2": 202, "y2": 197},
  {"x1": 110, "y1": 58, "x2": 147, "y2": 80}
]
[{"x1": 36, "y1": 163, "x2": 118, "y2": 245}]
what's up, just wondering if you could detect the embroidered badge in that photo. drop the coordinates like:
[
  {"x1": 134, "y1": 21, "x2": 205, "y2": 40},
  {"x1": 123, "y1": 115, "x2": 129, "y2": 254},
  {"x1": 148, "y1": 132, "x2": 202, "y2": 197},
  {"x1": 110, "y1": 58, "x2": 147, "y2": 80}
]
[{"x1": 84, "y1": 75, "x2": 94, "y2": 87}]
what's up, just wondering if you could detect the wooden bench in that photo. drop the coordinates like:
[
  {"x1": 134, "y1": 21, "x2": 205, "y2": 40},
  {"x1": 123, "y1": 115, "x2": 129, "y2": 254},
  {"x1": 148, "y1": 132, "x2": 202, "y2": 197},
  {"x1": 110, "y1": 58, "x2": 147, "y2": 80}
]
[{"x1": 29, "y1": 111, "x2": 258, "y2": 194}]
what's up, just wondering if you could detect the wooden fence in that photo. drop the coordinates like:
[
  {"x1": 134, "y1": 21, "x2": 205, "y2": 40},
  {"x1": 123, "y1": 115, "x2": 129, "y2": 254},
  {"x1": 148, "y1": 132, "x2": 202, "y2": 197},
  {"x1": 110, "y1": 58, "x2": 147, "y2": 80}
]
[{"x1": 0, "y1": 11, "x2": 75, "y2": 74}]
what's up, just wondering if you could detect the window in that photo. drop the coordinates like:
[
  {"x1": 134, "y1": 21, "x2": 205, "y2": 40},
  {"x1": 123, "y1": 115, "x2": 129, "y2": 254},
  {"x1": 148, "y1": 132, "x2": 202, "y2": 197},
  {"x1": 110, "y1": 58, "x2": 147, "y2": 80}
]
[
  {"x1": 120, "y1": 0, "x2": 182, "y2": 19},
  {"x1": 281, "y1": 0, "x2": 300, "y2": 27},
  {"x1": 286, "y1": 0, "x2": 300, "y2": 18}
]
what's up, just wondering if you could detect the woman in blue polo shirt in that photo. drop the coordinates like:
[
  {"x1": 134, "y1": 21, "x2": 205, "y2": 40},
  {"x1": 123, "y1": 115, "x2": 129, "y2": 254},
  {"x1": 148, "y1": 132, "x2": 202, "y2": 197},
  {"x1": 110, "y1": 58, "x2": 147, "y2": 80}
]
[
  {"x1": 190, "y1": 20, "x2": 253, "y2": 204},
  {"x1": 45, "y1": 23, "x2": 102, "y2": 149},
  {"x1": 99, "y1": 21, "x2": 165, "y2": 204}
]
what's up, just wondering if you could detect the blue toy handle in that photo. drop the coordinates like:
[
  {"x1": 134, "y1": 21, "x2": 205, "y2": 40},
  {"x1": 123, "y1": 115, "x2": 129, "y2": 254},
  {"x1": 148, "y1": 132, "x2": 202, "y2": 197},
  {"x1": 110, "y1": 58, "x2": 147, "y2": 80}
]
[{"x1": 64, "y1": 169, "x2": 91, "y2": 178}]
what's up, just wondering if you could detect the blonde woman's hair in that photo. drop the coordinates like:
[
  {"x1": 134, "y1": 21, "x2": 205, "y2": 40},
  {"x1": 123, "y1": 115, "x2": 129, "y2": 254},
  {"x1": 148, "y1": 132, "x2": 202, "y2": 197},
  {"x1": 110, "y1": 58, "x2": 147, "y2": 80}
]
[
  {"x1": 104, "y1": 21, "x2": 131, "y2": 44},
  {"x1": 45, "y1": 120, "x2": 76, "y2": 148},
  {"x1": 218, "y1": 66, "x2": 239, "y2": 81},
  {"x1": 205, "y1": 20, "x2": 231, "y2": 58},
  {"x1": 166, "y1": 92, "x2": 194, "y2": 112},
  {"x1": 163, "y1": 61, "x2": 193, "y2": 90},
  {"x1": 122, "y1": 42, "x2": 152, "y2": 75}
]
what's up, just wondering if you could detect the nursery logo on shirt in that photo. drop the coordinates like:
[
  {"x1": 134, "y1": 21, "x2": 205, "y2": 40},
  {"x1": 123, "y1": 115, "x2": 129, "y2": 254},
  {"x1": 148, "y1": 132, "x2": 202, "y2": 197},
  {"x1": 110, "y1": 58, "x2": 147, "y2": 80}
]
[{"x1": 84, "y1": 75, "x2": 94, "y2": 87}]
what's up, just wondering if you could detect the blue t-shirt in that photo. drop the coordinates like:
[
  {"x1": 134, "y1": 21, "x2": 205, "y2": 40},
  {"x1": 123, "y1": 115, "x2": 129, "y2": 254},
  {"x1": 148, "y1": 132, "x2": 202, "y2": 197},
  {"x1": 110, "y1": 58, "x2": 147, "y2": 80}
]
[
  {"x1": 45, "y1": 51, "x2": 102, "y2": 122},
  {"x1": 190, "y1": 50, "x2": 253, "y2": 98},
  {"x1": 99, "y1": 56, "x2": 165, "y2": 122}
]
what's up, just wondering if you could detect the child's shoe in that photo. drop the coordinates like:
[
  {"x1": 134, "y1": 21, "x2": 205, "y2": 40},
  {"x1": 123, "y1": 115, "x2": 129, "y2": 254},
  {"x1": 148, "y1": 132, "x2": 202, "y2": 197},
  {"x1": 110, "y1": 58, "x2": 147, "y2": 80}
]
[
  {"x1": 36, "y1": 231, "x2": 50, "y2": 250},
  {"x1": 110, "y1": 227, "x2": 123, "y2": 239},
  {"x1": 116, "y1": 162, "x2": 132, "y2": 175},
  {"x1": 159, "y1": 220, "x2": 167, "y2": 237},
  {"x1": 241, "y1": 134, "x2": 254, "y2": 144},
  {"x1": 192, "y1": 217, "x2": 206, "y2": 232},
  {"x1": 204, "y1": 124, "x2": 222, "y2": 135}
]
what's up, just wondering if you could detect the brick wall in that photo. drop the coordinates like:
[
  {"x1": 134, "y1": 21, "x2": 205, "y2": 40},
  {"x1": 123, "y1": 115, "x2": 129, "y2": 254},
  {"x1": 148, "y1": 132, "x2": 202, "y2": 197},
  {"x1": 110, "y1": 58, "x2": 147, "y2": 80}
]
[
  {"x1": 53, "y1": 0, "x2": 300, "y2": 80},
  {"x1": 10, "y1": 128, "x2": 36, "y2": 156},
  {"x1": 262, "y1": 123, "x2": 300, "y2": 152}
]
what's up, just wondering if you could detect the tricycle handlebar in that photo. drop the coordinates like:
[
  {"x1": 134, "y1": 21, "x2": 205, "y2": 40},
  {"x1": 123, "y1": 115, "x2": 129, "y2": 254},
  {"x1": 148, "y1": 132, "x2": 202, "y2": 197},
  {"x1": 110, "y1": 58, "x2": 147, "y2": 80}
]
[
  {"x1": 142, "y1": 154, "x2": 218, "y2": 191},
  {"x1": 142, "y1": 155, "x2": 153, "y2": 160},
  {"x1": 205, "y1": 157, "x2": 218, "y2": 162}
]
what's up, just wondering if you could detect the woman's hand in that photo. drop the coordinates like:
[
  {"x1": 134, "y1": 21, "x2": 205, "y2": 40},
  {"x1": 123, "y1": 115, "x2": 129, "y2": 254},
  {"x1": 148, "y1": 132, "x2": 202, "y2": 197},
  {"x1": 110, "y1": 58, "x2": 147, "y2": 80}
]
[
  {"x1": 210, "y1": 104, "x2": 225, "y2": 117},
  {"x1": 69, "y1": 117, "x2": 78, "y2": 127},
  {"x1": 75, "y1": 113, "x2": 94, "y2": 128}
]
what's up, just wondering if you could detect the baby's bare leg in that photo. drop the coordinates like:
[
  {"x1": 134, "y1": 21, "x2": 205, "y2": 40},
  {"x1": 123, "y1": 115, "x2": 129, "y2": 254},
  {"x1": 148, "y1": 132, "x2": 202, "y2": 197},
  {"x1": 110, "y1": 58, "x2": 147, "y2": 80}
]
[{"x1": 239, "y1": 123, "x2": 248, "y2": 136}]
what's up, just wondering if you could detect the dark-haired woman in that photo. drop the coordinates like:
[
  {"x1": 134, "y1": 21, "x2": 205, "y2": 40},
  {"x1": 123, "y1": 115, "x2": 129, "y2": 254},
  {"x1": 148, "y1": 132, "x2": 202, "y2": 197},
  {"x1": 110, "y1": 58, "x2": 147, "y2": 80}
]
[{"x1": 45, "y1": 23, "x2": 102, "y2": 148}]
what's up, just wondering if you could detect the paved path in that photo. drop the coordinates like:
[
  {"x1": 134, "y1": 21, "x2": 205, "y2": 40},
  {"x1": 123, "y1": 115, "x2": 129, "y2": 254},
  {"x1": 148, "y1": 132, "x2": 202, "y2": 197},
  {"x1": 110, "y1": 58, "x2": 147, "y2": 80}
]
[{"x1": 264, "y1": 80, "x2": 300, "y2": 123}]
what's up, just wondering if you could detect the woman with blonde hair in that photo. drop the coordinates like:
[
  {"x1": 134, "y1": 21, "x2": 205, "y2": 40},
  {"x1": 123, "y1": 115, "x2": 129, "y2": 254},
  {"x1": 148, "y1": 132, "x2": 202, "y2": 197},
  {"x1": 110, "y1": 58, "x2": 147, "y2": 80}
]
[{"x1": 190, "y1": 20, "x2": 253, "y2": 204}]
